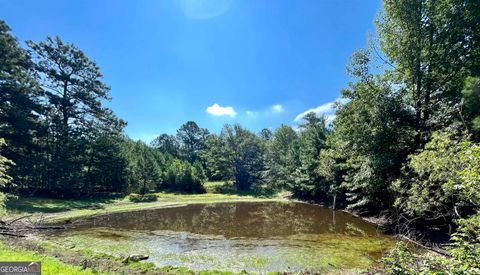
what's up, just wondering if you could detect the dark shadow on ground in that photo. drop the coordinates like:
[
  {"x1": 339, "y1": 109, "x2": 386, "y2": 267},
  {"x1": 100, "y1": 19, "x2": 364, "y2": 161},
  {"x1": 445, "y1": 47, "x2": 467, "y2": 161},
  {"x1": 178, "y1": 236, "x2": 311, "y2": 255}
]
[{"x1": 5, "y1": 195, "x2": 122, "y2": 214}]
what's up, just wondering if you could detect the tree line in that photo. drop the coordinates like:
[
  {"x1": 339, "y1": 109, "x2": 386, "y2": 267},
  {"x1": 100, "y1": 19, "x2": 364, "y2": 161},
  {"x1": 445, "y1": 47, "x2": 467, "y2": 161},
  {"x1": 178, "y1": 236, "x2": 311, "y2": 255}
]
[
  {"x1": 1, "y1": 0, "x2": 479, "y2": 270},
  {"x1": 0, "y1": 0, "x2": 479, "y2": 239},
  {"x1": 0, "y1": 20, "x2": 205, "y2": 200}
]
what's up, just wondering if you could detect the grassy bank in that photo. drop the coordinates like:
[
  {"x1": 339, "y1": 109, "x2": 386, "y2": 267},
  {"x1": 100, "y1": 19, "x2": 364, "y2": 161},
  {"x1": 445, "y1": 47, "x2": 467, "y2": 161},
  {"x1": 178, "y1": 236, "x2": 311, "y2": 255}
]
[
  {"x1": 0, "y1": 237, "x2": 259, "y2": 275},
  {"x1": 5, "y1": 182, "x2": 286, "y2": 224},
  {"x1": 1, "y1": 183, "x2": 290, "y2": 275},
  {"x1": 0, "y1": 241, "x2": 107, "y2": 275}
]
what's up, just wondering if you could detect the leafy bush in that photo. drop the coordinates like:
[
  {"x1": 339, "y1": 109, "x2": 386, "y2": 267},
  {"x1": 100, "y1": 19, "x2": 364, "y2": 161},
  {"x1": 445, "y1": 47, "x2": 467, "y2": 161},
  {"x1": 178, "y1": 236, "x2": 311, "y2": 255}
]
[
  {"x1": 383, "y1": 213, "x2": 480, "y2": 274},
  {"x1": 0, "y1": 138, "x2": 14, "y2": 216},
  {"x1": 128, "y1": 193, "x2": 157, "y2": 203},
  {"x1": 393, "y1": 132, "x2": 480, "y2": 221},
  {"x1": 163, "y1": 159, "x2": 205, "y2": 193}
]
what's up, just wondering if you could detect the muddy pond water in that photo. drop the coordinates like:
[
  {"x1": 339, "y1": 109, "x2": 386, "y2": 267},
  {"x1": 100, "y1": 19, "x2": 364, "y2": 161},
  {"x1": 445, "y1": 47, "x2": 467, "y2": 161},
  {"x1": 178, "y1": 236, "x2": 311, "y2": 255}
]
[{"x1": 47, "y1": 201, "x2": 396, "y2": 273}]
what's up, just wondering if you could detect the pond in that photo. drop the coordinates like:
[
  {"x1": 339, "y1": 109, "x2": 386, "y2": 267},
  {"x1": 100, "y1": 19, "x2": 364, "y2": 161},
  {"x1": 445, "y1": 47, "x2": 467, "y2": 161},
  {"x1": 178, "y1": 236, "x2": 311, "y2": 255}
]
[{"x1": 47, "y1": 202, "x2": 396, "y2": 273}]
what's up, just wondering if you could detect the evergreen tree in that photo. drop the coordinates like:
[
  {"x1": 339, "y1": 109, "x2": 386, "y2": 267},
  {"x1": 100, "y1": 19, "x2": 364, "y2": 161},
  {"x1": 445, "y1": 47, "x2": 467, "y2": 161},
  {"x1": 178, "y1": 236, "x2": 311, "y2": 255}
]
[
  {"x1": 28, "y1": 36, "x2": 125, "y2": 196},
  {"x1": 263, "y1": 124, "x2": 298, "y2": 190},
  {"x1": 176, "y1": 121, "x2": 209, "y2": 163},
  {"x1": 0, "y1": 20, "x2": 44, "y2": 191},
  {"x1": 151, "y1": 133, "x2": 179, "y2": 157},
  {"x1": 221, "y1": 124, "x2": 265, "y2": 190},
  {"x1": 292, "y1": 113, "x2": 329, "y2": 199}
]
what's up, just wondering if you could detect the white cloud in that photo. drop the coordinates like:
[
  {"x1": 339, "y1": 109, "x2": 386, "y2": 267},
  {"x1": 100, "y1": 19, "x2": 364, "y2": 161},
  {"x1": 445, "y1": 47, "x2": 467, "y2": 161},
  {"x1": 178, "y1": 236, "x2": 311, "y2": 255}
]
[
  {"x1": 271, "y1": 104, "x2": 284, "y2": 113},
  {"x1": 294, "y1": 98, "x2": 347, "y2": 122},
  {"x1": 206, "y1": 103, "x2": 237, "y2": 117}
]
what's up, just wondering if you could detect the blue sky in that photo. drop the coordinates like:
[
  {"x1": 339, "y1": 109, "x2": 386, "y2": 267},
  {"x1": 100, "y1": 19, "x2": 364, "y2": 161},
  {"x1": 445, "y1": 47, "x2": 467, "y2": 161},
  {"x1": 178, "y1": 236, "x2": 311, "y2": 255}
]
[{"x1": 0, "y1": 0, "x2": 381, "y2": 141}]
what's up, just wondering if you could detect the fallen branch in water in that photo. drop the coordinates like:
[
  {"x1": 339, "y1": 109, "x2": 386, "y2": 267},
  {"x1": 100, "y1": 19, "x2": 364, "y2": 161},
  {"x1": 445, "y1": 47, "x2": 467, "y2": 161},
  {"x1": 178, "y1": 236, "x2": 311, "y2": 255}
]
[
  {"x1": 0, "y1": 216, "x2": 66, "y2": 238},
  {"x1": 397, "y1": 234, "x2": 451, "y2": 257}
]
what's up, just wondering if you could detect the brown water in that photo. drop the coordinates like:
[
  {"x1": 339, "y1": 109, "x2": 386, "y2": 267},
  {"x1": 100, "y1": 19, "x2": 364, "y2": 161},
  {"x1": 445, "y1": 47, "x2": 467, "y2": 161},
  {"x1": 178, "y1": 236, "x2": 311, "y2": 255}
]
[{"x1": 51, "y1": 202, "x2": 396, "y2": 273}]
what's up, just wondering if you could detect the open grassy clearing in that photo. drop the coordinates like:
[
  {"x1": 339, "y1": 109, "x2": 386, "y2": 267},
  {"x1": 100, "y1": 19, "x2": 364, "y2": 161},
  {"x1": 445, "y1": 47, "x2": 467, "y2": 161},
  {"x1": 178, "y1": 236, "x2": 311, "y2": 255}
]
[{"x1": 4, "y1": 182, "x2": 287, "y2": 224}]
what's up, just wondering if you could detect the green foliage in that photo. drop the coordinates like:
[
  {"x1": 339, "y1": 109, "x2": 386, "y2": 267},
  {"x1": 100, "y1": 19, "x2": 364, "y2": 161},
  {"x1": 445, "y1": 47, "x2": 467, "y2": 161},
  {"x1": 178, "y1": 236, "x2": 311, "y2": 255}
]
[
  {"x1": 1, "y1": 3, "x2": 480, "y2": 272},
  {"x1": 83, "y1": 135, "x2": 130, "y2": 194},
  {"x1": 164, "y1": 159, "x2": 206, "y2": 193},
  {"x1": 220, "y1": 124, "x2": 265, "y2": 191},
  {"x1": 462, "y1": 77, "x2": 480, "y2": 139},
  {"x1": 291, "y1": 113, "x2": 330, "y2": 199},
  {"x1": 335, "y1": 55, "x2": 415, "y2": 210},
  {"x1": 0, "y1": 20, "x2": 44, "y2": 191},
  {"x1": 393, "y1": 132, "x2": 480, "y2": 220},
  {"x1": 383, "y1": 213, "x2": 480, "y2": 274},
  {"x1": 122, "y1": 139, "x2": 165, "y2": 194},
  {"x1": 151, "y1": 133, "x2": 180, "y2": 157},
  {"x1": 448, "y1": 216, "x2": 480, "y2": 273},
  {"x1": 176, "y1": 121, "x2": 209, "y2": 163},
  {"x1": 6, "y1": 34, "x2": 127, "y2": 197},
  {"x1": 201, "y1": 125, "x2": 266, "y2": 191},
  {"x1": 377, "y1": 0, "x2": 480, "y2": 144},
  {"x1": 0, "y1": 139, "x2": 13, "y2": 188},
  {"x1": 128, "y1": 193, "x2": 158, "y2": 203},
  {"x1": 259, "y1": 128, "x2": 273, "y2": 141},
  {"x1": 0, "y1": 138, "x2": 14, "y2": 216},
  {"x1": 202, "y1": 134, "x2": 232, "y2": 181},
  {"x1": 263, "y1": 124, "x2": 298, "y2": 190}
]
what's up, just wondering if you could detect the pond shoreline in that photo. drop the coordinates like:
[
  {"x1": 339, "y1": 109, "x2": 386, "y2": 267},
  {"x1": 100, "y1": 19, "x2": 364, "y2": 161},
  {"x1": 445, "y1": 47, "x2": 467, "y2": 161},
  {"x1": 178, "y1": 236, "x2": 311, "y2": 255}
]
[
  {"x1": 3, "y1": 193, "x2": 396, "y2": 274},
  {"x1": 287, "y1": 198, "x2": 392, "y2": 227},
  {"x1": 38, "y1": 200, "x2": 395, "y2": 274}
]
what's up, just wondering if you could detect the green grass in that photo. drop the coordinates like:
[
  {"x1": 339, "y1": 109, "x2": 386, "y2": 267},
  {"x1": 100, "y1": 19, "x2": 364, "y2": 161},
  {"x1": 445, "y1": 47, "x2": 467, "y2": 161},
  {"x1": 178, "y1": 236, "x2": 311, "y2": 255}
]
[
  {"x1": 1, "y1": 183, "x2": 288, "y2": 274},
  {"x1": 0, "y1": 240, "x2": 107, "y2": 275},
  {"x1": 204, "y1": 181, "x2": 279, "y2": 197},
  {"x1": 1, "y1": 238, "x2": 252, "y2": 275},
  {"x1": 204, "y1": 181, "x2": 227, "y2": 193},
  {"x1": 5, "y1": 195, "x2": 122, "y2": 215},
  {"x1": 4, "y1": 182, "x2": 285, "y2": 224},
  {"x1": 44, "y1": 192, "x2": 284, "y2": 223}
]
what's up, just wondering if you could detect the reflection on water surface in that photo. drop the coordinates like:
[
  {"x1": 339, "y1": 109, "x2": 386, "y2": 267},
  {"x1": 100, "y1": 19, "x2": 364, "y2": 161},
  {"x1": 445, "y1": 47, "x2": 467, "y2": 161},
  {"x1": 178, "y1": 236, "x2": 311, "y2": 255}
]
[{"x1": 51, "y1": 202, "x2": 395, "y2": 273}]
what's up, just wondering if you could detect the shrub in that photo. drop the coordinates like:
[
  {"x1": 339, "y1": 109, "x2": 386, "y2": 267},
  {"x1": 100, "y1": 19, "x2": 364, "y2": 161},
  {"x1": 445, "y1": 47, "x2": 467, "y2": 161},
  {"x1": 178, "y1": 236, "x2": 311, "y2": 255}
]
[
  {"x1": 162, "y1": 159, "x2": 205, "y2": 193},
  {"x1": 382, "y1": 212, "x2": 480, "y2": 274},
  {"x1": 128, "y1": 193, "x2": 157, "y2": 203},
  {"x1": 393, "y1": 132, "x2": 480, "y2": 221}
]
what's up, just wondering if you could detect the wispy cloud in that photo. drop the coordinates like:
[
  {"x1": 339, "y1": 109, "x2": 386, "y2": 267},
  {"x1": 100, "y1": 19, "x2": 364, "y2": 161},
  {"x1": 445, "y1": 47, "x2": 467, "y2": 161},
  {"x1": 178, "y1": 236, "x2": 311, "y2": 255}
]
[
  {"x1": 179, "y1": 0, "x2": 234, "y2": 20},
  {"x1": 271, "y1": 104, "x2": 284, "y2": 113},
  {"x1": 206, "y1": 103, "x2": 237, "y2": 117},
  {"x1": 245, "y1": 104, "x2": 284, "y2": 119},
  {"x1": 294, "y1": 98, "x2": 347, "y2": 122},
  {"x1": 246, "y1": 110, "x2": 257, "y2": 117}
]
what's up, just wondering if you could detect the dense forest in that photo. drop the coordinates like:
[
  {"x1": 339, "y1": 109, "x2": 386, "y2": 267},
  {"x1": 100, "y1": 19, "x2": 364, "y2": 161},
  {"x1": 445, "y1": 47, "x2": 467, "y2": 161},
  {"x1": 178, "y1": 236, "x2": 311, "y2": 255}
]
[{"x1": 1, "y1": 0, "x2": 479, "y2": 273}]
